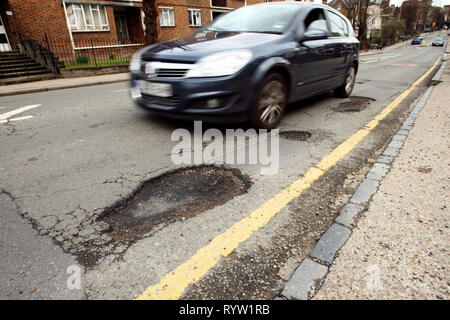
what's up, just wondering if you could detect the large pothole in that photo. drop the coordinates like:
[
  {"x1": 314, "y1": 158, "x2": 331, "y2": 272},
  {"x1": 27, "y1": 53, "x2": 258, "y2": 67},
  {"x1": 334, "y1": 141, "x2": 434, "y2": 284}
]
[
  {"x1": 332, "y1": 96, "x2": 375, "y2": 112},
  {"x1": 100, "y1": 166, "x2": 251, "y2": 241}
]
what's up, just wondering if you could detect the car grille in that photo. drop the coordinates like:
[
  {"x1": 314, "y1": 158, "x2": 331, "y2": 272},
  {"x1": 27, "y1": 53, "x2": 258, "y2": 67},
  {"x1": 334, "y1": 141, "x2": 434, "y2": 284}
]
[
  {"x1": 156, "y1": 68, "x2": 189, "y2": 78},
  {"x1": 141, "y1": 61, "x2": 193, "y2": 79},
  {"x1": 141, "y1": 93, "x2": 181, "y2": 107}
]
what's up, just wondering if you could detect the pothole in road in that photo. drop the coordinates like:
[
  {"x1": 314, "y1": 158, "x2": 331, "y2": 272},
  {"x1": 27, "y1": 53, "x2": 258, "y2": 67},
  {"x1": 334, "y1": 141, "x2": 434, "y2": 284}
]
[
  {"x1": 333, "y1": 96, "x2": 375, "y2": 112},
  {"x1": 279, "y1": 131, "x2": 311, "y2": 141},
  {"x1": 100, "y1": 166, "x2": 251, "y2": 242}
]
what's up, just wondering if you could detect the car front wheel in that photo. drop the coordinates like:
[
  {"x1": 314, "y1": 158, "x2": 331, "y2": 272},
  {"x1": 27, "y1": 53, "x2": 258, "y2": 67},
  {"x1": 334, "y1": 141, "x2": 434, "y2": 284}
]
[
  {"x1": 250, "y1": 73, "x2": 287, "y2": 129},
  {"x1": 334, "y1": 65, "x2": 356, "y2": 98}
]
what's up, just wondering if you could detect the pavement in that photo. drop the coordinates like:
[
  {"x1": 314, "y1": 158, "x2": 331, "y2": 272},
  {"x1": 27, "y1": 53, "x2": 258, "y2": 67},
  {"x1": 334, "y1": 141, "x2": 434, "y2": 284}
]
[
  {"x1": 360, "y1": 40, "x2": 410, "y2": 56},
  {"x1": 281, "y1": 54, "x2": 449, "y2": 300},
  {"x1": 0, "y1": 73, "x2": 130, "y2": 97}
]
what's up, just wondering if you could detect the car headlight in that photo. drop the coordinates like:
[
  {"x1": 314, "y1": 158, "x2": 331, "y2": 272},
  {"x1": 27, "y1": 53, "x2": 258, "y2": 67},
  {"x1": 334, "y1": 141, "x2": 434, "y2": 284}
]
[
  {"x1": 185, "y1": 50, "x2": 253, "y2": 78},
  {"x1": 129, "y1": 48, "x2": 145, "y2": 72}
]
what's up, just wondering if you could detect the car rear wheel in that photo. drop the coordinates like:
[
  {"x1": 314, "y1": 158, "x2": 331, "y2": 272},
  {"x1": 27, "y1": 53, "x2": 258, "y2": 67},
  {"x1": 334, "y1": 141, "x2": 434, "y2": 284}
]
[
  {"x1": 334, "y1": 65, "x2": 356, "y2": 98},
  {"x1": 250, "y1": 73, "x2": 287, "y2": 129}
]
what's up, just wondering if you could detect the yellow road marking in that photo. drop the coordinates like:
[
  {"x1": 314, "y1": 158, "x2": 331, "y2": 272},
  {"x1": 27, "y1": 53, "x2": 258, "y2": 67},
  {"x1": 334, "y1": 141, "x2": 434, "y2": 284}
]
[{"x1": 137, "y1": 56, "x2": 441, "y2": 300}]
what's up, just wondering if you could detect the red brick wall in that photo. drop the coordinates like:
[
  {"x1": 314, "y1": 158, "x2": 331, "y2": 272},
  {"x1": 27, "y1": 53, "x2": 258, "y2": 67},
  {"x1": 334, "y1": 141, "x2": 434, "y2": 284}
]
[{"x1": 6, "y1": 0, "x2": 72, "y2": 44}]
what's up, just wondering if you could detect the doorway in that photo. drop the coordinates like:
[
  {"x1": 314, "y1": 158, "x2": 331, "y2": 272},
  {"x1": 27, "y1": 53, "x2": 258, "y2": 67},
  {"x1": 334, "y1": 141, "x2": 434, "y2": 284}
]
[
  {"x1": 0, "y1": 14, "x2": 11, "y2": 52},
  {"x1": 114, "y1": 13, "x2": 129, "y2": 44}
]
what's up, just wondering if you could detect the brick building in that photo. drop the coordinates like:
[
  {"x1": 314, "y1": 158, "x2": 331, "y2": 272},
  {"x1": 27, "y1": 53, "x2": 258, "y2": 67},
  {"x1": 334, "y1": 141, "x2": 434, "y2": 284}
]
[
  {"x1": 0, "y1": 0, "x2": 327, "y2": 61},
  {"x1": 327, "y1": 0, "x2": 355, "y2": 24}
]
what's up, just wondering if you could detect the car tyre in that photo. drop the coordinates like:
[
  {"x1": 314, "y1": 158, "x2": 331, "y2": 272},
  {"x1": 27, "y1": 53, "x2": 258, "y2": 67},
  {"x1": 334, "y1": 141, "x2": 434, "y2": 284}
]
[
  {"x1": 250, "y1": 73, "x2": 287, "y2": 129},
  {"x1": 334, "y1": 65, "x2": 356, "y2": 98}
]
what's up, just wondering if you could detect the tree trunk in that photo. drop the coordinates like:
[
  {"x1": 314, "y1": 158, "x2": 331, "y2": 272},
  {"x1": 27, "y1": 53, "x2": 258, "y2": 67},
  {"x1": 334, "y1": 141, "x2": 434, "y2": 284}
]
[{"x1": 142, "y1": 0, "x2": 159, "y2": 45}]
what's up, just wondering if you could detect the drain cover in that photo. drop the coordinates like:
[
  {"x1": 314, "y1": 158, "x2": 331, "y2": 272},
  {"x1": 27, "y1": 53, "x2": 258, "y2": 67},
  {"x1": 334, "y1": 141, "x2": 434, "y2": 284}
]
[
  {"x1": 280, "y1": 131, "x2": 311, "y2": 141},
  {"x1": 101, "y1": 166, "x2": 250, "y2": 241},
  {"x1": 333, "y1": 96, "x2": 374, "y2": 112}
]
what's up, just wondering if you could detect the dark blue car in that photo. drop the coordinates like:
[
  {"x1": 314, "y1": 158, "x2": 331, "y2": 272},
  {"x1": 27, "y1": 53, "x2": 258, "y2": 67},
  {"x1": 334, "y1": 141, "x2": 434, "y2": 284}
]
[
  {"x1": 130, "y1": 2, "x2": 359, "y2": 129},
  {"x1": 411, "y1": 37, "x2": 423, "y2": 45}
]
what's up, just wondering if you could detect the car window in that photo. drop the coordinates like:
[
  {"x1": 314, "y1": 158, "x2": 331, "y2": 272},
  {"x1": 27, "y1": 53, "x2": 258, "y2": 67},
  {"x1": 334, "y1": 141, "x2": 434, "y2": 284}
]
[
  {"x1": 304, "y1": 9, "x2": 329, "y2": 33},
  {"x1": 327, "y1": 11, "x2": 347, "y2": 37},
  {"x1": 200, "y1": 4, "x2": 302, "y2": 34}
]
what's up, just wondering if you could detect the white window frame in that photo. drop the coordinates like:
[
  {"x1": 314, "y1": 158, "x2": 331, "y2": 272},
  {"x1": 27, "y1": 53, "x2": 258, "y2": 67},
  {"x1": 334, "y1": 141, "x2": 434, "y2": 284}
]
[
  {"x1": 66, "y1": 4, "x2": 109, "y2": 32},
  {"x1": 188, "y1": 9, "x2": 202, "y2": 27},
  {"x1": 159, "y1": 7, "x2": 175, "y2": 27}
]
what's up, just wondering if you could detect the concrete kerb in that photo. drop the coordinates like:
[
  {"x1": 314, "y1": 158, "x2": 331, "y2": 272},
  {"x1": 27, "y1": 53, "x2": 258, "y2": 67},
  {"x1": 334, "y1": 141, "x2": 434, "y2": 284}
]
[{"x1": 278, "y1": 60, "x2": 446, "y2": 301}]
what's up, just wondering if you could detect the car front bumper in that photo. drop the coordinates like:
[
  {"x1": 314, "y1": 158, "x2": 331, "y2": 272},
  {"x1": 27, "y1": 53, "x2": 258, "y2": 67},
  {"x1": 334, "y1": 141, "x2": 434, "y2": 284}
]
[{"x1": 130, "y1": 70, "x2": 256, "y2": 123}]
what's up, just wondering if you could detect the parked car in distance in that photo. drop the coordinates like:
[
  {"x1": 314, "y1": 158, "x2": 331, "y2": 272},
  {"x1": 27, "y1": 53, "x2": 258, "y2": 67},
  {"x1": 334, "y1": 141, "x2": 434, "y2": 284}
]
[
  {"x1": 411, "y1": 36, "x2": 423, "y2": 45},
  {"x1": 432, "y1": 38, "x2": 444, "y2": 46},
  {"x1": 424, "y1": 27, "x2": 431, "y2": 33},
  {"x1": 130, "y1": 2, "x2": 359, "y2": 129}
]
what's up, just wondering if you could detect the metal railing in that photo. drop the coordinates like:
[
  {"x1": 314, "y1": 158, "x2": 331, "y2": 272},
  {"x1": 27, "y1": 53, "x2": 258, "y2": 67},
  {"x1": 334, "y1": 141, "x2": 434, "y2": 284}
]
[
  {"x1": 45, "y1": 37, "x2": 144, "y2": 69},
  {"x1": 16, "y1": 33, "x2": 60, "y2": 74}
]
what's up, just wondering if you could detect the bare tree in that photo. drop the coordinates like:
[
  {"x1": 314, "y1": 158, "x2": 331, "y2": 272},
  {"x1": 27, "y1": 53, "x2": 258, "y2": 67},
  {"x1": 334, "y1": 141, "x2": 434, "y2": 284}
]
[
  {"x1": 356, "y1": 0, "x2": 379, "y2": 50},
  {"x1": 400, "y1": 0, "x2": 419, "y2": 35},
  {"x1": 430, "y1": 6, "x2": 445, "y2": 28},
  {"x1": 142, "y1": 0, "x2": 159, "y2": 45}
]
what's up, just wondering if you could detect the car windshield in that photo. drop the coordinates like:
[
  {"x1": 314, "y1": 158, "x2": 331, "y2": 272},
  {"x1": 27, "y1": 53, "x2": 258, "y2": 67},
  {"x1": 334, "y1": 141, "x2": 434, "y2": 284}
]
[
  {"x1": 435, "y1": 38, "x2": 443, "y2": 41},
  {"x1": 199, "y1": 4, "x2": 301, "y2": 34}
]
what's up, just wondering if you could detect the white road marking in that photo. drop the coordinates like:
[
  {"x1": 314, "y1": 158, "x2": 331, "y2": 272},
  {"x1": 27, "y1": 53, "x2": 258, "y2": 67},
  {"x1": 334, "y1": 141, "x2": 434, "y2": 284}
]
[
  {"x1": 1, "y1": 116, "x2": 35, "y2": 124},
  {"x1": 9, "y1": 116, "x2": 34, "y2": 122},
  {"x1": 379, "y1": 53, "x2": 402, "y2": 60},
  {"x1": 0, "y1": 104, "x2": 41, "y2": 121},
  {"x1": 113, "y1": 89, "x2": 130, "y2": 93},
  {"x1": 361, "y1": 53, "x2": 403, "y2": 64},
  {"x1": 361, "y1": 59, "x2": 378, "y2": 64}
]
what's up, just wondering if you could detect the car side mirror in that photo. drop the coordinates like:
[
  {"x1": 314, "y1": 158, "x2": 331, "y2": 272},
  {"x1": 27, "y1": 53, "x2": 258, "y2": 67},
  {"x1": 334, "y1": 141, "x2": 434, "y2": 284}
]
[{"x1": 301, "y1": 29, "x2": 329, "y2": 42}]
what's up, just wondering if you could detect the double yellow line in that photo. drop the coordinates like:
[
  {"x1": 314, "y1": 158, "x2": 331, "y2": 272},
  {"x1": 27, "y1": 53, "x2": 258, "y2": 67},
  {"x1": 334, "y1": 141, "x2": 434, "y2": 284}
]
[{"x1": 137, "y1": 57, "x2": 441, "y2": 300}]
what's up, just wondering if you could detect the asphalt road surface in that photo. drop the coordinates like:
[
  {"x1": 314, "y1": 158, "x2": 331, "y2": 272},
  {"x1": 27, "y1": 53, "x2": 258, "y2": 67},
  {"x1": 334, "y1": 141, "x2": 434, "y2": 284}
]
[{"x1": 0, "y1": 31, "x2": 446, "y2": 299}]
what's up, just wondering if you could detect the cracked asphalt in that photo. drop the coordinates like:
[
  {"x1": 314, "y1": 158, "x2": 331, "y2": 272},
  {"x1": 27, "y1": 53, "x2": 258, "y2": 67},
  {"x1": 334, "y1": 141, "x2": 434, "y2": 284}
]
[{"x1": 0, "y1": 32, "x2": 445, "y2": 299}]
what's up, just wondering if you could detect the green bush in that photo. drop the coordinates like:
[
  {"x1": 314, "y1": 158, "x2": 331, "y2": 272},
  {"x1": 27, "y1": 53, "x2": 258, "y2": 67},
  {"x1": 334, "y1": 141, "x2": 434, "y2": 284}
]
[{"x1": 75, "y1": 55, "x2": 89, "y2": 64}]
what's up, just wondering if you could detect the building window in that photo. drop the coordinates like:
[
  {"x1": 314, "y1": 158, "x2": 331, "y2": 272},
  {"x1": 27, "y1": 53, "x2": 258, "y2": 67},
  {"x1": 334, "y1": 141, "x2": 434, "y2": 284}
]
[
  {"x1": 160, "y1": 7, "x2": 175, "y2": 27},
  {"x1": 66, "y1": 4, "x2": 109, "y2": 32},
  {"x1": 188, "y1": 9, "x2": 202, "y2": 27},
  {"x1": 212, "y1": 0, "x2": 227, "y2": 7}
]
